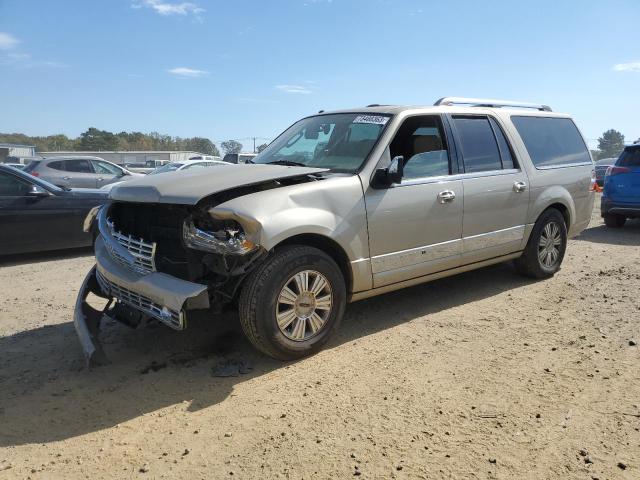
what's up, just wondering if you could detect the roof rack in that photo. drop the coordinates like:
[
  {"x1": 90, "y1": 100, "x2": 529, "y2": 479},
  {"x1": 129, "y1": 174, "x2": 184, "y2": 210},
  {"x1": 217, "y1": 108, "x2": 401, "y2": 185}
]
[{"x1": 434, "y1": 97, "x2": 552, "y2": 112}]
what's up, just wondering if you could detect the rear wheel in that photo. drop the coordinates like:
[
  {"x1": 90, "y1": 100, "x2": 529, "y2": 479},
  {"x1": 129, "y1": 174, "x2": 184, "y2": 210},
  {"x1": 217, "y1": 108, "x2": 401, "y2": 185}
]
[
  {"x1": 515, "y1": 208, "x2": 567, "y2": 279},
  {"x1": 238, "y1": 245, "x2": 346, "y2": 360},
  {"x1": 603, "y1": 213, "x2": 626, "y2": 228}
]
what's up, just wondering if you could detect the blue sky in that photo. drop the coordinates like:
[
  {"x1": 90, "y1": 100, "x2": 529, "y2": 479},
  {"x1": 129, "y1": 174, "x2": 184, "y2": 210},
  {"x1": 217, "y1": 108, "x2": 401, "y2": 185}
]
[{"x1": 0, "y1": 0, "x2": 638, "y2": 150}]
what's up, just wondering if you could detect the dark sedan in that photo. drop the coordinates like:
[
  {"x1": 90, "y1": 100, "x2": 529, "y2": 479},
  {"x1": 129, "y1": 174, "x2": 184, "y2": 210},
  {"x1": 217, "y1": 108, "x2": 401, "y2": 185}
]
[{"x1": 0, "y1": 164, "x2": 109, "y2": 255}]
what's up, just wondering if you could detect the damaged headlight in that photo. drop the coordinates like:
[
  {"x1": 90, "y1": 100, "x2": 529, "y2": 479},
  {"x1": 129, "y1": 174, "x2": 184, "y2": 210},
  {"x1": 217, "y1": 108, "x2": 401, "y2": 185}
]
[{"x1": 183, "y1": 219, "x2": 257, "y2": 255}]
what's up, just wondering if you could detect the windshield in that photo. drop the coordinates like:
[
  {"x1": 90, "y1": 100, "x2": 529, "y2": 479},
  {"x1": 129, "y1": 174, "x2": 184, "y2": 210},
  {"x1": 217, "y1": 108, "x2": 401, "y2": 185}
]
[
  {"x1": 253, "y1": 113, "x2": 391, "y2": 173},
  {"x1": 150, "y1": 163, "x2": 184, "y2": 175}
]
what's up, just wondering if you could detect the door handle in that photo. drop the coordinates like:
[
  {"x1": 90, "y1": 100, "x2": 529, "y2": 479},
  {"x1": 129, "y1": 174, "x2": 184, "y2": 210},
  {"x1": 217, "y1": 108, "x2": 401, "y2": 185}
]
[
  {"x1": 97, "y1": 178, "x2": 104, "y2": 182},
  {"x1": 437, "y1": 190, "x2": 456, "y2": 203},
  {"x1": 62, "y1": 176, "x2": 71, "y2": 180},
  {"x1": 513, "y1": 181, "x2": 527, "y2": 193}
]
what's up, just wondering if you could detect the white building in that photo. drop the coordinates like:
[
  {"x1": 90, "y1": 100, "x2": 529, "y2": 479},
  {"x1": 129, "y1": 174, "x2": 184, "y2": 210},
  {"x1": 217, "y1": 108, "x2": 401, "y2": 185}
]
[
  {"x1": 0, "y1": 143, "x2": 36, "y2": 162},
  {"x1": 38, "y1": 150, "x2": 205, "y2": 166}
]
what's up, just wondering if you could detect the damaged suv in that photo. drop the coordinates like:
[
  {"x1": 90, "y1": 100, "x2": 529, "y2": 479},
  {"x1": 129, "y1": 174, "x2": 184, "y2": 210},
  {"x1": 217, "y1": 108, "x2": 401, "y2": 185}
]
[{"x1": 75, "y1": 97, "x2": 595, "y2": 365}]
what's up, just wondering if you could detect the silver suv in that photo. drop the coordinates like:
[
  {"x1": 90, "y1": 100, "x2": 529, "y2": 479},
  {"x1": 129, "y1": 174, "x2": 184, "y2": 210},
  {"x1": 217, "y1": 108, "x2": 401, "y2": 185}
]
[
  {"x1": 24, "y1": 156, "x2": 141, "y2": 188},
  {"x1": 75, "y1": 97, "x2": 595, "y2": 365}
]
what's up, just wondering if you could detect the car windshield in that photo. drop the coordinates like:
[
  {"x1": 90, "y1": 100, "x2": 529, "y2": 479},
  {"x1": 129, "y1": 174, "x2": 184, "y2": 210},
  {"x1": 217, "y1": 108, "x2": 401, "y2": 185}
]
[
  {"x1": 253, "y1": 113, "x2": 391, "y2": 173},
  {"x1": 150, "y1": 163, "x2": 184, "y2": 175}
]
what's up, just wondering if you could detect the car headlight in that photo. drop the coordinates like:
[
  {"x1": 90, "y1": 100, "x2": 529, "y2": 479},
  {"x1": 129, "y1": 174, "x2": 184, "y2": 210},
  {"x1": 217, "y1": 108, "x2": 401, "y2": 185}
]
[{"x1": 183, "y1": 218, "x2": 257, "y2": 255}]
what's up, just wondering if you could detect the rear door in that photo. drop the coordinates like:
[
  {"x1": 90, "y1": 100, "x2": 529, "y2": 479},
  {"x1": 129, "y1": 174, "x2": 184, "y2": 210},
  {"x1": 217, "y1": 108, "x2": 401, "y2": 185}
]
[
  {"x1": 364, "y1": 114, "x2": 463, "y2": 287},
  {"x1": 449, "y1": 114, "x2": 530, "y2": 263},
  {"x1": 63, "y1": 159, "x2": 100, "y2": 187}
]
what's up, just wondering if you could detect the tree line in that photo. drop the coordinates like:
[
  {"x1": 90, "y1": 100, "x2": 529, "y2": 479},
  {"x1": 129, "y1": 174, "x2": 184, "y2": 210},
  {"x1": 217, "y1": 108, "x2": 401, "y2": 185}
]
[
  {"x1": 0, "y1": 128, "x2": 263, "y2": 157},
  {"x1": 591, "y1": 129, "x2": 638, "y2": 160}
]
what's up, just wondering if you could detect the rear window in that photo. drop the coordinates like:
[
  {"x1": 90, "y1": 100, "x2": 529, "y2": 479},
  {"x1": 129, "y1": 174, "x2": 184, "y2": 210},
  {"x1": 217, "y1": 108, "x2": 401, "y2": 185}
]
[
  {"x1": 48, "y1": 160, "x2": 66, "y2": 171},
  {"x1": 617, "y1": 147, "x2": 640, "y2": 167},
  {"x1": 511, "y1": 116, "x2": 591, "y2": 168}
]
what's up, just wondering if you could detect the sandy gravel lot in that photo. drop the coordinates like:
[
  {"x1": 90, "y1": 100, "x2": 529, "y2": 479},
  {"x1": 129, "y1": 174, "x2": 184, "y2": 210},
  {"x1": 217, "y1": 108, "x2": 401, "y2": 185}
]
[{"x1": 0, "y1": 199, "x2": 639, "y2": 479}]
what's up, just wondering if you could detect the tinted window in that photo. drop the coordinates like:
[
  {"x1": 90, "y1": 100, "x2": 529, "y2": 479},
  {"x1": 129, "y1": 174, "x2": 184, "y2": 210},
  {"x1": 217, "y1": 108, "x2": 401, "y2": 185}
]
[
  {"x1": 65, "y1": 159, "x2": 93, "y2": 173},
  {"x1": 617, "y1": 147, "x2": 640, "y2": 167},
  {"x1": 453, "y1": 117, "x2": 502, "y2": 173},
  {"x1": 489, "y1": 118, "x2": 516, "y2": 169},
  {"x1": 0, "y1": 172, "x2": 32, "y2": 196},
  {"x1": 48, "y1": 160, "x2": 66, "y2": 170},
  {"x1": 390, "y1": 115, "x2": 450, "y2": 179},
  {"x1": 511, "y1": 116, "x2": 590, "y2": 168}
]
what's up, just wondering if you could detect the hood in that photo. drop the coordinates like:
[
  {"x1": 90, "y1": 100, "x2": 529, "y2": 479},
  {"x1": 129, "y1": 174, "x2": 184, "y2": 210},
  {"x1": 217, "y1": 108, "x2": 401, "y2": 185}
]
[{"x1": 109, "y1": 164, "x2": 328, "y2": 205}]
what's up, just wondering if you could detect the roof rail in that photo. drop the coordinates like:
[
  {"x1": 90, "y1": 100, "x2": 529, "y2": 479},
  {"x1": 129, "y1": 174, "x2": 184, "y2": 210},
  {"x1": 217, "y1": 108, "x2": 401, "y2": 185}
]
[{"x1": 434, "y1": 97, "x2": 552, "y2": 112}]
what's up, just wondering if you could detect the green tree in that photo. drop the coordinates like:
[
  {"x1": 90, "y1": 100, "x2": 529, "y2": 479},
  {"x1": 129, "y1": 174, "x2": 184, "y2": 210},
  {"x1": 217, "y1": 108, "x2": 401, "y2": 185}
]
[
  {"x1": 590, "y1": 150, "x2": 601, "y2": 161},
  {"x1": 186, "y1": 137, "x2": 220, "y2": 156},
  {"x1": 597, "y1": 129, "x2": 625, "y2": 159},
  {"x1": 79, "y1": 127, "x2": 119, "y2": 151},
  {"x1": 256, "y1": 143, "x2": 268, "y2": 153},
  {"x1": 221, "y1": 139, "x2": 243, "y2": 155}
]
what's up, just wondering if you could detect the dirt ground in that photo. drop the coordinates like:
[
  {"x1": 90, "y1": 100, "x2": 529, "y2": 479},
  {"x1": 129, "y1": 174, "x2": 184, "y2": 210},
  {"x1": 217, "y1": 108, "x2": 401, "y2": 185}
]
[{"x1": 0, "y1": 198, "x2": 638, "y2": 479}]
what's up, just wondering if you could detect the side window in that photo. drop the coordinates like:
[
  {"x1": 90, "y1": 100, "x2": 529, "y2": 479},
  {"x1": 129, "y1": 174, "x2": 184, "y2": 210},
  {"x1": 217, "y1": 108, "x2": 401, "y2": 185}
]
[
  {"x1": 48, "y1": 160, "x2": 66, "y2": 170},
  {"x1": 65, "y1": 159, "x2": 93, "y2": 173},
  {"x1": 489, "y1": 118, "x2": 516, "y2": 169},
  {"x1": 93, "y1": 161, "x2": 122, "y2": 175},
  {"x1": 389, "y1": 115, "x2": 450, "y2": 180},
  {"x1": 0, "y1": 172, "x2": 32, "y2": 196},
  {"x1": 511, "y1": 116, "x2": 591, "y2": 168},
  {"x1": 453, "y1": 116, "x2": 502, "y2": 173}
]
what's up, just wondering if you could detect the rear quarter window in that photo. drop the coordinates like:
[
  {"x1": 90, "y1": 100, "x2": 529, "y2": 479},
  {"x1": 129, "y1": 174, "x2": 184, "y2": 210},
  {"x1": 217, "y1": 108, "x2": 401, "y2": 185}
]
[
  {"x1": 47, "y1": 160, "x2": 66, "y2": 170},
  {"x1": 511, "y1": 116, "x2": 591, "y2": 168}
]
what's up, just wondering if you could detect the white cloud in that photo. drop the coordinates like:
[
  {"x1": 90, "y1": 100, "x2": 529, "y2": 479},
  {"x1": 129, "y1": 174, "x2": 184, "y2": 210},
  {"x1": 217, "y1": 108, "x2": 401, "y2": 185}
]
[
  {"x1": 0, "y1": 32, "x2": 19, "y2": 50},
  {"x1": 133, "y1": 0, "x2": 204, "y2": 16},
  {"x1": 613, "y1": 62, "x2": 640, "y2": 72},
  {"x1": 275, "y1": 84, "x2": 313, "y2": 94},
  {"x1": 168, "y1": 67, "x2": 209, "y2": 78}
]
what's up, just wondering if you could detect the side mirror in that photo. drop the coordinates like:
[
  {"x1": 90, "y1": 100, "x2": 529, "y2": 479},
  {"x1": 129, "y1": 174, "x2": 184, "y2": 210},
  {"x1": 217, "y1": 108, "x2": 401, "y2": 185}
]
[
  {"x1": 373, "y1": 156, "x2": 404, "y2": 187},
  {"x1": 27, "y1": 185, "x2": 51, "y2": 197}
]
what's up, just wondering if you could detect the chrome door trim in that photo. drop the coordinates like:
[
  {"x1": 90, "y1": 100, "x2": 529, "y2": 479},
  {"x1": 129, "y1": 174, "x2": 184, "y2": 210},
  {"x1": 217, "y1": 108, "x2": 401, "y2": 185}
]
[
  {"x1": 370, "y1": 238, "x2": 462, "y2": 274},
  {"x1": 394, "y1": 168, "x2": 521, "y2": 188},
  {"x1": 462, "y1": 225, "x2": 525, "y2": 252}
]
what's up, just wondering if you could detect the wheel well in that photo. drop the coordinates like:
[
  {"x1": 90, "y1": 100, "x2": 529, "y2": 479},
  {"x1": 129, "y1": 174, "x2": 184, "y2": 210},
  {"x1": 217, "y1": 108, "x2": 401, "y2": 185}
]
[
  {"x1": 547, "y1": 202, "x2": 570, "y2": 227},
  {"x1": 276, "y1": 234, "x2": 352, "y2": 292}
]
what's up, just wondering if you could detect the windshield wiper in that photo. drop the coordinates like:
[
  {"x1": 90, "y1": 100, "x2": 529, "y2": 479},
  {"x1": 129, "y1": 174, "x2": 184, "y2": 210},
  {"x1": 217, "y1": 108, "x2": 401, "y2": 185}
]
[{"x1": 267, "y1": 160, "x2": 307, "y2": 167}]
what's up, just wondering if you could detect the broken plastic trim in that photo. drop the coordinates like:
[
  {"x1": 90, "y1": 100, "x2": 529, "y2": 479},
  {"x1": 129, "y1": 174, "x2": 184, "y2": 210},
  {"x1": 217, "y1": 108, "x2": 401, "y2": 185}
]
[{"x1": 73, "y1": 266, "x2": 110, "y2": 367}]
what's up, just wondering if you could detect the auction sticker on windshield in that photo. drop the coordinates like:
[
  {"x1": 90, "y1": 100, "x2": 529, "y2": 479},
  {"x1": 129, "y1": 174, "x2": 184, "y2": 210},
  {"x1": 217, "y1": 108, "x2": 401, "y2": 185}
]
[{"x1": 353, "y1": 115, "x2": 390, "y2": 125}]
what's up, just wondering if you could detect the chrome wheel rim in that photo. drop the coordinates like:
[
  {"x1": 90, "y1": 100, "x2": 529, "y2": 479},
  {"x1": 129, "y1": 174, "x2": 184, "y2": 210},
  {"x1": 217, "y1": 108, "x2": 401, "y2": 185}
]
[
  {"x1": 538, "y1": 221, "x2": 562, "y2": 268},
  {"x1": 276, "y1": 270, "x2": 333, "y2": 342}
]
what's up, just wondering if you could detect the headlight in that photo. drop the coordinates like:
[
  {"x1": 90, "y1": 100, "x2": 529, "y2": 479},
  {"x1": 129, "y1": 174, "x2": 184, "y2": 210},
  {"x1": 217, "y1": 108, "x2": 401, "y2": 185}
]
[
  {"x1": 183, "y1": 219, "x2": 257, "y2": 255},
  {"x1": 83, "y1": 206, "x2": 101, "y2": 233}
]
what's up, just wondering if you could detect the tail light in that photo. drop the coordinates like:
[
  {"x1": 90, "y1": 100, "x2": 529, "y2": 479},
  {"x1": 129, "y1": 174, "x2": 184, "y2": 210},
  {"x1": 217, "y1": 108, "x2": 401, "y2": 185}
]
[
  {"x1": 30, "y1": 171, "x2": 39, "y2": 177},
  {"x1": 605, "y1": 166, "x2": 631, "y2": 177}
]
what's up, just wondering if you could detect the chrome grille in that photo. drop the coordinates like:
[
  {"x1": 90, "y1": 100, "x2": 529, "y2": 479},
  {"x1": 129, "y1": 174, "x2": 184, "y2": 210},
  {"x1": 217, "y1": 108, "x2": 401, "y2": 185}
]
[
  {"x1": 106, "y1": 218, "x2": 156, "y2": 275},
  {"x1": 96, "y1": 269, "x2": 185, "y2": 330}
]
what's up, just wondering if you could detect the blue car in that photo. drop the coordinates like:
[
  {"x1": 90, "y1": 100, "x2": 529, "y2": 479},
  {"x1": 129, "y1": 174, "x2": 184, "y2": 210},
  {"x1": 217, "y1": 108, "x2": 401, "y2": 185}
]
[{"x1": 601, "y1": 144, "x2": 640, "y2": 227}]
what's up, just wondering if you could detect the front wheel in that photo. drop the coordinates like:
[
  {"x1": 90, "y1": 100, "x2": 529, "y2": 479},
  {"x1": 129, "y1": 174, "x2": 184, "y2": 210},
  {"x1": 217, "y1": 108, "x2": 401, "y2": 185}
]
[
  {"x1": 238, "y1": 245, "x2": 346, "y2": 360},
  {"x1": 515, "y1": 208, "x2": 567, "y2": 279}
]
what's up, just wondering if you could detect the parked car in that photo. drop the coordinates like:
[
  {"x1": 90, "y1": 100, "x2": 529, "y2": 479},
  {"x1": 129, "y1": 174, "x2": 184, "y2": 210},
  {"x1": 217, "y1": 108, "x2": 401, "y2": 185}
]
[
  {"x1": 149, "y1": 159, "x2": 231, "y2": 175},
  {"x1": 24, "y1": 156, "x2": 142, "y2": 189},
  {"x1": 601, "y1": 144, "x2": 640, "y2": 227},
  {"x1": 222, "y1": 152, "x2": 257, "y2": 164},
  {"x1": 124, "y1": 159, "x2": 170, "y2": 174},
  {"x1": 75, "y1": 97, "x2": 595, "y2": 365},
  {"x1": 594, "y1": 157, "x2": 616, "y2": 187},
  {"x1": 189, "y1": 155, "x2": 221, "y2": 162},
  {"x1": 0, "y1": 164, "x2": 108, "y2": 255}
]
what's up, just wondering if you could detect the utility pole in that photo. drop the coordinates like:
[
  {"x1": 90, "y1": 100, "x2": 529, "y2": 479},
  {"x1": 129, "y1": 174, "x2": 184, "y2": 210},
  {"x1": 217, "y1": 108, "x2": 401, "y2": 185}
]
[{"x1": 253, "y1": 137, "x2": 256, "y2": 153}]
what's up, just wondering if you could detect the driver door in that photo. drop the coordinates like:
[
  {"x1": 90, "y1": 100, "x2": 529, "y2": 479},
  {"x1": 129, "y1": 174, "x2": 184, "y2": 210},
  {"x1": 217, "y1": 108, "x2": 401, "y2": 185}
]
[
  {"x1": 364, "y1": 115, "x2": 464, "y2": 288},
  {"x1": 91, "y1": 160, "x2": 124, "y2": 187}
]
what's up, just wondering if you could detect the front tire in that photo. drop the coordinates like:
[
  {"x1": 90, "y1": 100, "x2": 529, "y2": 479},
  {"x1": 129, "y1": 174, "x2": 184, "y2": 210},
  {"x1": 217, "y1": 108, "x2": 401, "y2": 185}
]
[
  {"x1": 238, "y1": 245, "x2": 346, "y2": 360},
  {"x1": 515, "y1": 208, "x2": 567, "y2": 279},
  {"x1": 603, "y1": 213, "x2": 626, "y2": 228}
]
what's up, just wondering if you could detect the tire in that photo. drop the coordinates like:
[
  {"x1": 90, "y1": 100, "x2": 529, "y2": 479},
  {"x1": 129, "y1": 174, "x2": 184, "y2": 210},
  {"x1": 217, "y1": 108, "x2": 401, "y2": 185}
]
[
  {"x1": 238, "y1": 245, "x2": 346, "y2": 360},
  {"x1": 515, "y1": 208, "x2": 567, "y2": 279},
  {"x1": 603, "y1": 213, "x2": 626, "y2": 228}
]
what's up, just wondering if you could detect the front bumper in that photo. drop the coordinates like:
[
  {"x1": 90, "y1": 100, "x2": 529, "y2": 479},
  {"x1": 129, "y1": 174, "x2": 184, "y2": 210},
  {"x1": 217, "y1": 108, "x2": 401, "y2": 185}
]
[
  {"x1": 73, "y1": 207, "x2": 210, "y2": 366},
  {"x1": 601, "y1": 197, "x2": 640, "y2": 217}
]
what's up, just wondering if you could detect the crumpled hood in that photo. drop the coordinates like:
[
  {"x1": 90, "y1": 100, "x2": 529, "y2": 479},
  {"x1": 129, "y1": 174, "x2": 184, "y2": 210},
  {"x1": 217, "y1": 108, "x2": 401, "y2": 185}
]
[{"x1": 109, "y1": 164, "x2": 328, "y2": 205}]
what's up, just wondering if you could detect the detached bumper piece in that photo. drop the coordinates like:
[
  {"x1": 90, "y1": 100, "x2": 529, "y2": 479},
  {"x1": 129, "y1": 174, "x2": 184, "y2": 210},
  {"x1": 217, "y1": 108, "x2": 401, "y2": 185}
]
[{"x1": 73, "y1": 231, "x2": 210, "y2": 367}]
